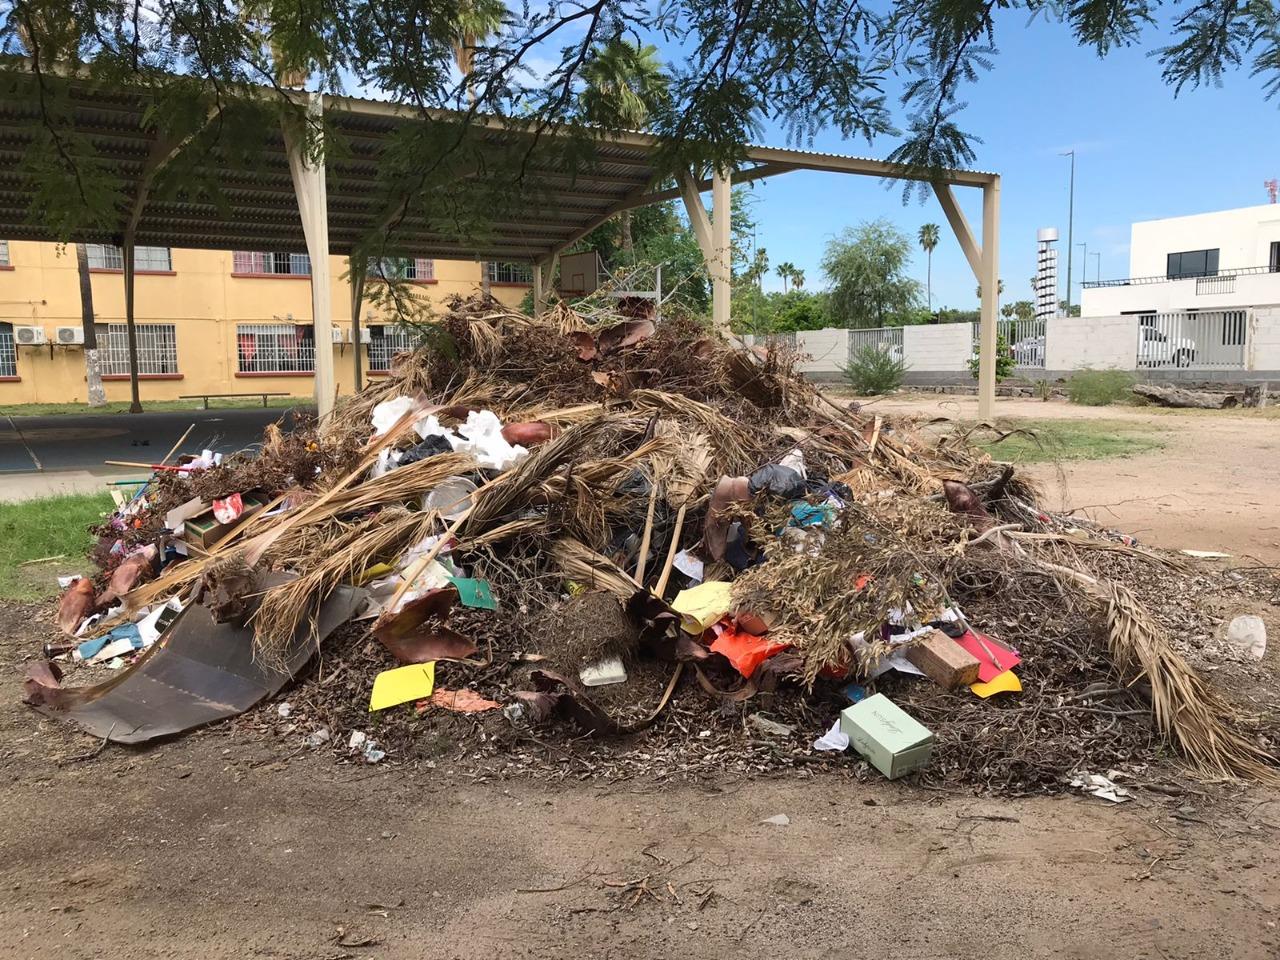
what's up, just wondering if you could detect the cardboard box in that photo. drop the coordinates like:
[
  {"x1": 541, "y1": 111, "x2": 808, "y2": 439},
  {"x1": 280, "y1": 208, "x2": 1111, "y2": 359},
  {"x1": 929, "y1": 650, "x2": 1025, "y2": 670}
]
[
  {"x1": 840, "y1": 693, "x2": 934, "y2": 780},
  {"x1": 905, "y1": 628, "x2": 981, "y2": 689},
  {"x1": 183, "y1": 492, "x2": 268, "y2": 548}
]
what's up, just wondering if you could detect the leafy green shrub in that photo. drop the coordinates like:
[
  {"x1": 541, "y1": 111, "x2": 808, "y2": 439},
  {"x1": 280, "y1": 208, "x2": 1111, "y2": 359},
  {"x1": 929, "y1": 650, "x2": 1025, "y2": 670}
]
[
  {"x1": 842, "y1": 345, "x2": 906, "y2": 395},
  {"x1": 966, "y1": 334, "x2": 1016, "y2": 382},
  {"x1": 1067, "y1": 369, "x2": 1137, "y2": 406}
]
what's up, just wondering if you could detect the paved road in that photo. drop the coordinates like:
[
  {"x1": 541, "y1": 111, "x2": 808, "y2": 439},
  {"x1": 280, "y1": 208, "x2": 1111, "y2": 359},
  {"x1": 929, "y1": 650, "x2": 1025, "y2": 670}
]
[{"x1": 0, "y1": 407, "x2": 310, "y2": 473}]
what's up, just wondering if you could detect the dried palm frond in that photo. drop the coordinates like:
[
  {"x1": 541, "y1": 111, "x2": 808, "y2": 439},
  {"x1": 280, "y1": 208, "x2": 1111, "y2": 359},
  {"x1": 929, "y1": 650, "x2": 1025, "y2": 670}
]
[
  {"x1": 323, "y1": 451, "x2": 474, "y2": 515},
  {"x1": 548, "y1": 537, "x2": 639, "y2": 600},
  {"x1": 628, "y1": 389, "x2": 753, "y2": 475},
  {"x1": 254, "y1": 507, "x2": 435, "y2": 664},
  {"x1": 1039, "y1": 559, "x2": 1280, "y2": 782}
]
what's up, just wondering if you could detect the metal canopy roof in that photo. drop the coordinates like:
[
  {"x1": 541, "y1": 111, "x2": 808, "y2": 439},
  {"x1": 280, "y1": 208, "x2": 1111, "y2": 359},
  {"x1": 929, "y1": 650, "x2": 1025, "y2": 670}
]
[{"x1": 0, "y1": 79, "x2": 996, "y2": 263}]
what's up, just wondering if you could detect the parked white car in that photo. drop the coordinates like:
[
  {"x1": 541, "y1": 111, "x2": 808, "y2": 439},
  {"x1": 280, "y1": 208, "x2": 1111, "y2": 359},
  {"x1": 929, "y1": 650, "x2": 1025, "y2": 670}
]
[
  {"x1": 1010, "y1": 335, "x2": 1045, "y2": 367},
  {"x1": 1138, "y1": 325, "x2": 1197, "y2": 367}
]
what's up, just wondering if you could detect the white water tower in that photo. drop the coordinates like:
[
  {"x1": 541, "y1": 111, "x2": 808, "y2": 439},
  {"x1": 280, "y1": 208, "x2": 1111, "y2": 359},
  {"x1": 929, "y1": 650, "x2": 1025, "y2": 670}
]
[{"x1": 1035, "y1": 227, "x2": 1059, "y2": 320}]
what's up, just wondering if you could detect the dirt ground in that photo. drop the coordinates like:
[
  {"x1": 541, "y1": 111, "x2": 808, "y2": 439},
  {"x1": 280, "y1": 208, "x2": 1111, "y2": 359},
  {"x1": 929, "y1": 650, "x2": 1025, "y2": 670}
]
[
  {"x1": 4, "y1": 396, "x2": 1280, "y2": 958},
  {"x1": 868, "y1": 394, "x2": 1280, "y2": 565}
]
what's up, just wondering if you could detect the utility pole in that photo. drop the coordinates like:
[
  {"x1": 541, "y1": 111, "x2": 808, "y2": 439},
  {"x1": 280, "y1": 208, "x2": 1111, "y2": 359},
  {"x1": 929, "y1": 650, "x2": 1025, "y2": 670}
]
[
  {"x1": 1076, "y1": 242, "x2": 1087, "y2": 306},
  {"x1": 1091, "y1": 251, "x2": 1101, "y2": 283},
  {"x1": 1061, "y1": 150, "x2": 1075, "y2": 315}
]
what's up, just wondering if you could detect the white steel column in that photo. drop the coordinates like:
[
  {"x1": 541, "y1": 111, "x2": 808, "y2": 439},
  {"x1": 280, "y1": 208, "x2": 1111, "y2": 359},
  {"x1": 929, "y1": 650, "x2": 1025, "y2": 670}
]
[
  {"x1": 532, "y1": 260, "x2": 543, "y2": 315},
  {"x1": 978, "y1": 177, "x2": 1001, "y2": 421},
  {"x1": 284, "y1": 92, "x2": 336, "y2": 419},
  {"x1": 711, "y1": 168, "x2": 731, "y2": 335}
]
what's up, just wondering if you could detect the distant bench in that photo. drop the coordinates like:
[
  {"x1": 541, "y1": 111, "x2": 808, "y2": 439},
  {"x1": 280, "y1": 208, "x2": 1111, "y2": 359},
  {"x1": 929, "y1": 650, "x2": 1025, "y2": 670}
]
[{"x1": 180, "y1": 392, "x2": 292, "y2": 410}]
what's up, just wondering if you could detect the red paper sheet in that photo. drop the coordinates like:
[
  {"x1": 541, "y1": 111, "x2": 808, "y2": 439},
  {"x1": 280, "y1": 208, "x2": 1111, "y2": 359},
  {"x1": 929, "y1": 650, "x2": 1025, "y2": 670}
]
[{"x1": 955, "y1": 629, "x2": 1021, "y2": 683}]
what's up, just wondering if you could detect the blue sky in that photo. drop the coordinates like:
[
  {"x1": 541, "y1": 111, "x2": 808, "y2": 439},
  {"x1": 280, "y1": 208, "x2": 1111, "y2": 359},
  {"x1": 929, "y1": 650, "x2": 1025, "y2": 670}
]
[{"x1": 721, "y1": 12, "x2": 1280, "y2": 309}]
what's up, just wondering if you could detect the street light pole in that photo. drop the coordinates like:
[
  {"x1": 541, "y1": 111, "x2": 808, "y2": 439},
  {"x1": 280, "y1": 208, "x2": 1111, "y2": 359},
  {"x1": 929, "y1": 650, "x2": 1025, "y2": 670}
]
[
  {"x1": 1061, "y1": 150, "x2": 1075, "y2": 315},
  {"x1": 1091, "y1": 251, "x2": 1101, "y2": 283}
]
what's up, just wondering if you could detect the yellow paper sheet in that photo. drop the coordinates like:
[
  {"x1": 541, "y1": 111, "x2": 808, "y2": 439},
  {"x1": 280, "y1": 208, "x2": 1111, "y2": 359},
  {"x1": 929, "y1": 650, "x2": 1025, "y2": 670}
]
[
  {"x1": 671, "y1": 581, "x2": 733, "y2": 634},
  {"x1": 369, "y1": 662, "x2": 436, "y2": 711},
  {"x1": 970, "y1": 669, "x2": 1022, "y2": 699}
]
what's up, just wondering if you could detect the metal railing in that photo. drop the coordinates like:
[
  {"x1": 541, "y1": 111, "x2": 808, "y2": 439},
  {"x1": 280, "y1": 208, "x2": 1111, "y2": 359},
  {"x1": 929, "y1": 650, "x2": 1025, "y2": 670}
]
[
  {"x1": 970, "y1": 318, "x2": 1047, "y2": 368},
  {"x1": 96, "y1": 323, "x2": 179, "y2": 375},
  {"x1": 368, "y1": 325, "x2": 418, "y2": 371},
  {"x1": 0, "y1": 324, "x2": 15, "y2": 377},
  {"x1": 847, "y1": 326, "x2": 904, "y2": 361},
  {"x1": 236, "y1": 323, "x2": 316, "y2": 373},
  {"x1": 1136, "y1": 310, "x2": 1247, "y2": 369},
  {"x1": 1084, "y1": 264, "x2": 1275, "y2": 289},
  {"x1": 1196, "y1": 275, "x2": 1235, "y2": 295}
]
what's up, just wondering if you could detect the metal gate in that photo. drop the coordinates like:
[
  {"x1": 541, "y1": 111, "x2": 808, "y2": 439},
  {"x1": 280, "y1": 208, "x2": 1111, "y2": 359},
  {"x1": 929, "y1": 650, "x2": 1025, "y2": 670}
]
[
  {"x1": 970, "y1": 318, "x2": 1047, "y2": 368},
  {"x1": 848, "y1": 326, "x2": 904, "y2": 362},
  {"x1": 1136, "y1": 311, "x2": 1247, "y2": 369}
]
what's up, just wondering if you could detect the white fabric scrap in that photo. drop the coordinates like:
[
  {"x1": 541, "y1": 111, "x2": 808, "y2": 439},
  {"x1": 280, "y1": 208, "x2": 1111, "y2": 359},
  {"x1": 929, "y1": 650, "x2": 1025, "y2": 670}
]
[
  {"x1": 672, "y1": 550, "x2": 705, "y2": 583},
  {"x1": 454, "y1": 410, "x2": 528, "y2": 470},
  {"x1": 779, "y1": 447, "x2": 807, "y2": 479},
  {"x1": 371, "y1": 396, "x2": 419, "y2": 436},
  {"x1": 1070, "y1": 772, "x2": 1133, "y2": 803},
  {"x1": 813, "y1": 719, "x2": 849, "y2": 752}
]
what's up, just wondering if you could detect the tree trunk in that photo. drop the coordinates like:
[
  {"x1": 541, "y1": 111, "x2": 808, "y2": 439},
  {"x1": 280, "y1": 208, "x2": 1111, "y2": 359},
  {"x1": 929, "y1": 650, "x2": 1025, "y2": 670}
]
[
  {"x1": 350, "y1": 261, "x2": 366, "y2": 392},
  {"x1": 620, "y1": 209, "x2": 634, "y2": 260},
  {"x1": 927, "y1": 251, "x2": 933, "y2": 312},
  {"x1": 122, "y1": 238, "x2": 142, "y2": 413},
  {"x1": 480, "y1": 261, "x2": 491, "y2": 298},
  {"x1": 1132, "y1": 383, "x2": 1237, "y2": 409},
  {"x1": 75, "y1": 243, "x2": 106, "y2": 408}
]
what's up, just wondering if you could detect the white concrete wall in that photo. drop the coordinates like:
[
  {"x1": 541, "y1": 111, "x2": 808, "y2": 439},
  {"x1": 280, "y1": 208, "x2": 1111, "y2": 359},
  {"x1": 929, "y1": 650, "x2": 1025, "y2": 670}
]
[
  {"x1": 795, "y1": 328, "x2": 849, "y2": 373},
  {"x1": 1128, "y1": 204, "x2": 1280, "y2": 277},
  {"x1": 1045, "y1": 315, "x2": 1138, "y2": 370},
  {"x1": 1250, "y1": 307, "x2": 1280, "y2": 370},
  {"x1": 902, "y1": 324, "x2": 971, "y2": 371},
  {"x1": 1082, "y1": 270, "x2": 1280, "y2": 317}
]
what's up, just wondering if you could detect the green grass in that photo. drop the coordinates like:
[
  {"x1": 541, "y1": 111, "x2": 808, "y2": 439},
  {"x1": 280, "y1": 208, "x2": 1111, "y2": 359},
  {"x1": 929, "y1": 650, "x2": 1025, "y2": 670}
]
[
  {"x1": 0, "y1": 493, "x2": 113, "y2": 601},
  {"x1": 977, "y1": 418, "x2": 1167, "y2": 464},
  {"x1": 0, "y1": 397, "x2": 308, "y2": 417},
  {"x1": 1066, "y1": 369, "x2": 1138, "y2": 406}
]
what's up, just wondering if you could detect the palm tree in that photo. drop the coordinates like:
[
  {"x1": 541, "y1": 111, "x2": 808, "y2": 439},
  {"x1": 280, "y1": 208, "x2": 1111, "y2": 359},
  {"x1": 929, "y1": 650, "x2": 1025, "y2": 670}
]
[
  {"x1": 792, "y1": 268, "x2": 804, "y2": 290},
  {"x1": 776, "y1": 261, "x2": 797, "y2": 294},
  {"x1": 918, "y1": 223, "x2": 940, "y2": 311},
  {"x1": 579, "y1": 41, "x2": 667, "y2": 258}
]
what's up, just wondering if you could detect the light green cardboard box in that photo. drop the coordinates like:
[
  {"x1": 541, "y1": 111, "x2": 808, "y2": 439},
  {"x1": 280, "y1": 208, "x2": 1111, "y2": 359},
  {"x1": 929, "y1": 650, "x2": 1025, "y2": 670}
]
[{"x1": 839, "y1": 693, "x2": 934, "y2": 780}]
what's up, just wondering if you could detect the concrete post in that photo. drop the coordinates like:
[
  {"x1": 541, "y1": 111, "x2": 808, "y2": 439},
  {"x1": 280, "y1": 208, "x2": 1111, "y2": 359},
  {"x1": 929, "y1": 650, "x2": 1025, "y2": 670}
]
[
  {"x1": 711, "y1": 168, "x2": 731, "y2": 335},
  {"x1": 532, "y1": 259, "x2": 544, "y2": 316},
  {"x1": 978, "y1": 177, "x2": 1001, "y2": 421},
  {"x1": 283, "y1": 92, "x2": 336, "y2": 419}
]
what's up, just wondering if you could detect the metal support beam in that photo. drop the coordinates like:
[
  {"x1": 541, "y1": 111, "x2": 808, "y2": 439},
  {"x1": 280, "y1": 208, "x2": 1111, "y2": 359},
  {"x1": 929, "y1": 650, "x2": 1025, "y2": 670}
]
[
  {"x1": 283, "y1": 93, "x2": 336, "y2": 419},
  {"x1": 977, "y1": 177, "x2": 1001, "y2": 421},
  {"x1": 932, "y1": 183, "x2": 982, "y2": 278},
  {"x1": 711, "y1": 168, "x2": 731, "y2": 336}
]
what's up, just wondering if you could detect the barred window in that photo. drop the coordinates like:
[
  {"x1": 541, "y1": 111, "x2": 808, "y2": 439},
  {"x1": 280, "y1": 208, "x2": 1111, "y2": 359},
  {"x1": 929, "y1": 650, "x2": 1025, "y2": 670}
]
[
  {"x1": 93, "y1": 323, "x2": 179, "y2": 375},
  {"x1": 86, "y1": 244, "x2": 172, "y2": 271},
  {"x1": 486, "y1": 262, "x2": 532, "y2": 284},
  {"x1": 368, "y1": 257, "x2": 434, "y2": 282},
  {"x1": 368, "y1": 325, "x2": 417, "y2": 372},
  {"x1": 232, "y1": 251, "x2": 312, "y2": 276},
  {"x1": 237, "y1": 323, "x2": 315, "y2": 373},
  {"x1": 0, "y1": 240, "x2": 9, "y2": 267},
  {"x1": 0, "y1": 323, "x2": 15, "y2": 377}
]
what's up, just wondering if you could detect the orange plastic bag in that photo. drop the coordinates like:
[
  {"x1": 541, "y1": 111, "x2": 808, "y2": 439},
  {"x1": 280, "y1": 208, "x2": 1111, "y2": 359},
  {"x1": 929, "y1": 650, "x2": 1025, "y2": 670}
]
[{"x1": 710, "y1": 623, "x2": 790, "y2": 678}]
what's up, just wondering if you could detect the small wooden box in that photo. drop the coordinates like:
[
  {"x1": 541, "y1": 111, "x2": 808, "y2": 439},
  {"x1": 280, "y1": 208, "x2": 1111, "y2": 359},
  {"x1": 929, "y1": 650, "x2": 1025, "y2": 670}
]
[{"x1": 905, "y1": 629, "x2": 981, "y2": 689}]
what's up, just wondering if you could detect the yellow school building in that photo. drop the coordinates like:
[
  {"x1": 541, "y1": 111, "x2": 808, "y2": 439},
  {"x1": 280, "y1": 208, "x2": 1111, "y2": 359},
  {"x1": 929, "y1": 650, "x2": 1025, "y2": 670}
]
[{"x1": 0, "y1": 240, "x2": 530, "y2": 405}]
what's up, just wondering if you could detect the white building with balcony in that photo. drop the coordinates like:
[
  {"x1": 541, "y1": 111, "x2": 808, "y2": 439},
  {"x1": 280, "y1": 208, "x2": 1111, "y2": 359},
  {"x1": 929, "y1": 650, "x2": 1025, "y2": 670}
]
[{"x1": 1081, "y1": 203, "x2": 1280, "y2": 316}]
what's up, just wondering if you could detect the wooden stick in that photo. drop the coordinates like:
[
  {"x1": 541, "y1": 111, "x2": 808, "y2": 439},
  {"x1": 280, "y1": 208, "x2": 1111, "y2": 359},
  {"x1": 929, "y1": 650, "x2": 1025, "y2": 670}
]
[
  {"x1": 386, "y1": 507, "x2": 472, "y2": 613},
  {"x1": 653, "y1": 503, "x2": 689, "y2": 596},
  {"x1": 160, "y1": 422, "x2": 196, "y2": 466},
  {"x1": 103, "y1": 460, "x2": 187, "y2": 471},
  {"x1": 20, "y1": 553, "x2": 65, "y2": 566},
  {"x1": 633, "y1": 482, "x2": 660, "y2": 584}
]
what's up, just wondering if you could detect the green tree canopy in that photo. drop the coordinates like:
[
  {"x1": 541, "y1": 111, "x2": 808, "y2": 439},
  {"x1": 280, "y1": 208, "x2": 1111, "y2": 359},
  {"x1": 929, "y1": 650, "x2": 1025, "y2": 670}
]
[{"x1": 821, "y1": 219, "x2": 921, "y2": 328}]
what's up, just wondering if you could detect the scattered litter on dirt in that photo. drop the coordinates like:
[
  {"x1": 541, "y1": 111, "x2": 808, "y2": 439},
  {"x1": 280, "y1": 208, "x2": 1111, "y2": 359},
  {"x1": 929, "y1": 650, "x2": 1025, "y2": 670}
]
[{"x1": 18, "y1": 293, "x2": 1280, "y2": 794}]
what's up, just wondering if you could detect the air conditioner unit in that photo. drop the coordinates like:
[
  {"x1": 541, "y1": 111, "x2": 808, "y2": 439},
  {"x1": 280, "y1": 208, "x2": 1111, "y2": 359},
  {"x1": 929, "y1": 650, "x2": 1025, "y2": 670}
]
[
  {"x1": 13, "y1": 325, "x2": 46, "y2": 346},
  {"x1": 330, "y1": 327, "x2": 346, "y2": 344},
  {"x1": 356, "y1": 327, "x2": 372, "y2": 344},
  {"x1": 55, "y1": 326, "x2": 85, "y2": 345}
]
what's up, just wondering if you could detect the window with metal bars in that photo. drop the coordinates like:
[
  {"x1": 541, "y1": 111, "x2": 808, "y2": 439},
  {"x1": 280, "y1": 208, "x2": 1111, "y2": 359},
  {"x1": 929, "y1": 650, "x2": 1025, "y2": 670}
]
[
  {"x1": 368, "y1": 257, "x2": 435, "y2": 282},
  {"x1": 0, "y1": 240, "x2": 9, "y2": 267},
  {"x1": 86, "y1": 244, "x2": 172, "y2": 271},
  {"x1": 237, "y1": 323, "x2": 315, "y2": 373},
  {"x1": 0, "y1": 323, "x2": 15, "y2": 377},
  {"x1": 93, "y1": 323, "x2": 179, "y2": 375},
  {"x1": 367, "y1": 325, "x2": 417, "y2": 372},
  {"x1": 486, "y1": 262, "x2": 533, "y2": 284},
  {"x1": 232, "y1": 251, "x2": 312, "y2": 276}
]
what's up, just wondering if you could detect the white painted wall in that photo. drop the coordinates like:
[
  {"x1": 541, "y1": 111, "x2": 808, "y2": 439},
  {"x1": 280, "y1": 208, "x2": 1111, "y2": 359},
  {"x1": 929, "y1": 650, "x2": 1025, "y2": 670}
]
[
  {"x1": 795, "y1": 328, "x2": 848, "y2": 373},
  {"x1": 1250, "y1": 307, "x2": 1280, "y2": 370},
  {"x1": 1128, "y1": 204, "x2": 1280, "y2": 277},
  {"x1": 902, "y1": 324, "x2": 971, "y2": 371},
  {"x1": 1044, "y1": 315, "x2": 1137, "y2": 370},
  {"x1": 1082, "y1": 271, "x2": 1280, "y2": 317}
]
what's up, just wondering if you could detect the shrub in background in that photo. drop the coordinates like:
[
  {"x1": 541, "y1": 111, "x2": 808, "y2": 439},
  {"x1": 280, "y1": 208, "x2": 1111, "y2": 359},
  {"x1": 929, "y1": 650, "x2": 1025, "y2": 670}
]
[
  {"x1": 1067, "y1": 369, "x2": 1137, "y2": 406},
  {"x1": 842, "y1": 345, "x2": 906, "y2": 395},
  {"x1": 966, "y1": 334, "x2": 1016, "y2": 382}
]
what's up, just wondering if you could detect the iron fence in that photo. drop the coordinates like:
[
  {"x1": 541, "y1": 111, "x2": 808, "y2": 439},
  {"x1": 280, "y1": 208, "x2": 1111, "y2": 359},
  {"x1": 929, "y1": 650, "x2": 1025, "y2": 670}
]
[
  {"x1": 0, "y1": 324, "x2": 15, "y2": 377},
  {"x1": 368, "y1": 325, "x2": 418, "y2": 371},
  {"x1": 237, "y1": 323, "x2": 316, "y2": 373},
  {"x1": 847, "y1": 326, "x2": 904, "y2": 362},
  {"x1": 1136, "y1": 311, "x2": 1247, "y2": 369},
  {"x1": 970, "y1": 318, "x2": 1047, "y2": 368}
]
